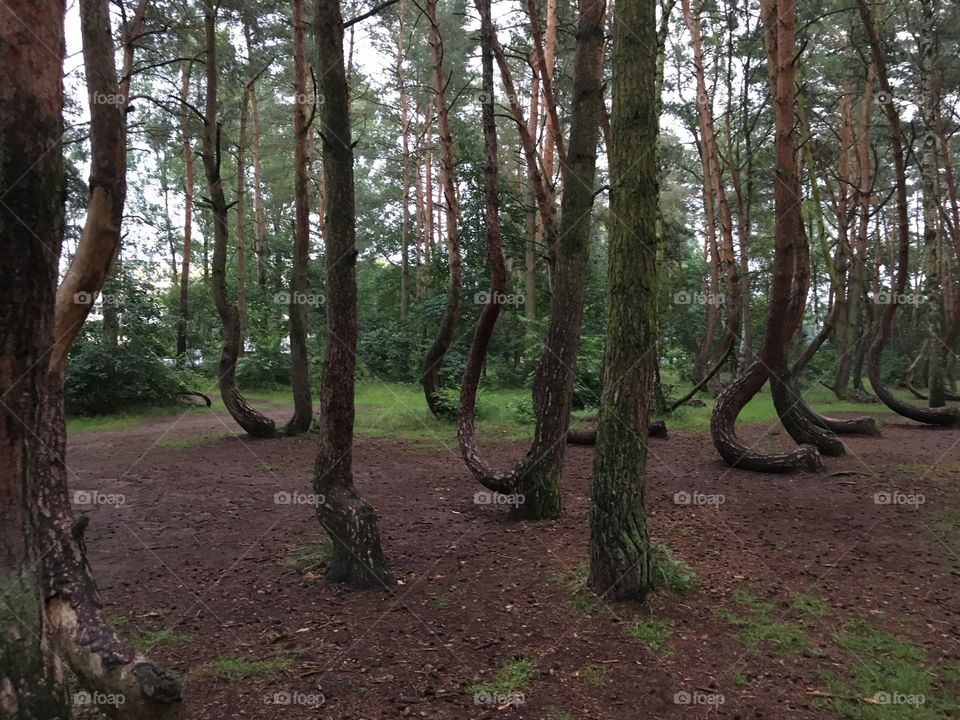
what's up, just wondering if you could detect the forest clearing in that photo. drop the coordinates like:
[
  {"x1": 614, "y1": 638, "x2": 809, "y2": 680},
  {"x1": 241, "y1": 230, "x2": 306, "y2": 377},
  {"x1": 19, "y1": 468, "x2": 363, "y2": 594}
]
[{"x1": 2, "y1": 0, "x2": 960, "y2": 717}]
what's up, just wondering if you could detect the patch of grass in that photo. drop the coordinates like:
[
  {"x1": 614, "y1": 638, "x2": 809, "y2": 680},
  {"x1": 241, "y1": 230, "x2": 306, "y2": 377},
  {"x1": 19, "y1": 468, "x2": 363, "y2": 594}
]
[
  {"x1": 821, "y1": 620, "x2": 960, "y2": 719},
  {"x1": 433, "y1": 585, "x2": 467, "y2": 609},
  {"x1": 156, "y1": 431, "x2": 237, "y2": 449},
  {"x1": 791, "y1": 593, "x2": 829, "y2": 620},
  {"x1": 281, "y1": 538, "x2": 332, "y2": 574},
  {"x1": 625, "y1": 617, "x2": 672, "y2": 652},
  {"x1": 546, "y1": 709, "x2": 573, "y2": 720},
  {"x1": 651, "y1": 544, "x2": 696, "y2": 594},
  {"x1": 732, "y1": 590, "x2": 774, "y2": 614},
  {"x1": 469, "y1": 657, "x2": 537, "y2": 698},
  {"x1": 211, "y1": 654, "x2": 293, "y2": 684},
  {"x1": 132, "y1": 627, "x2": 195, "y2": 652},
  {"x1": 730, "y1": 670, "x2": 749, "y2": 686},
  {"x1": 718, "y1": 591, "x2": 811, "y2": 655},
  {"x1": 579, "y1": 663, "x2": 608, "y2": 688}
]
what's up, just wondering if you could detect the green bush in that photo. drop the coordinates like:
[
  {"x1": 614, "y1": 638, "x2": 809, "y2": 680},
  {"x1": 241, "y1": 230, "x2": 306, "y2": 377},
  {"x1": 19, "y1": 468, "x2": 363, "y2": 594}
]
[
  {"x1": 235, "y1": 347, "x2": 291, "y2": 388},
  {"x1": 65, "y1": 342, "x2": 183, "y2": 415}
]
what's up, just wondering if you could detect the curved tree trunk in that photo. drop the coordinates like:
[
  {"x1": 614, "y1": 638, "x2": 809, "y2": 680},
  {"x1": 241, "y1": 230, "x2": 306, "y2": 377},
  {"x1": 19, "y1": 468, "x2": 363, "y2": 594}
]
[
  {"x1": 458, "y1": 0, "x2": 606, "y2": 520},
  {"x1": 312, "y1": 0, "x2": 391, "y2": 588},
  {"x1": 203, "y1": 0, "x2": 309, "y2": 438},
  {"x1": 1, "y1": 0, "x2": 184, "y2": 715},
  {"x1": 420, "y1": 0, "x2": 463, "y2": 417},
  {"x1": 857, "y1": 0, "x2": 960, "y2": 427},
  {"x1": 711, "y1": 0, "x2": 826, "y2": 473}
]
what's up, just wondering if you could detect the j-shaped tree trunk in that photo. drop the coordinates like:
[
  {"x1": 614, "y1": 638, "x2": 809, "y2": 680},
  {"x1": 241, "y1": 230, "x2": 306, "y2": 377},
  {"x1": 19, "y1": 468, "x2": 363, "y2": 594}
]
[
  {"x1": 312, "y1": 0, "x2": 391, "y2": 588},
  {"x1": 420, "y1": 0, "x2": 463, "y2": 417},
  {"x1": 857, "y1": 0, "x2": 960, "y2": 427},
  {"x1": 1, "y1": 0, "x2": 184, "y2": 716},
  {"x1": 587, "y1": 0, "x2": 657, "y2": 602},
  {"x1": 202, "y1": 0, "x2": 309, "y2": 438},
  {"x1": 458, "y1": 0, "x2": 606, "y2": 520},
  {"x1": 288, "y1": 0, "x2": 314, "y2": 434},
  {"x1": 710, "y1": 0, "x2": 825, "y2": 473}
]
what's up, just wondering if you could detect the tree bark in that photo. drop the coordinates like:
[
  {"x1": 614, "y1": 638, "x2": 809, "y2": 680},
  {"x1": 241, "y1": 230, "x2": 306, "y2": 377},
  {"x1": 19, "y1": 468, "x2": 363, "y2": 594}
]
[
  {"x1": 176, "y1": 61, "x2": 194, "y2": 360},
  {"x1": 313, "y1": 0, "x2": 391, "y2": 588},
  {"x1": 459, "y1": 0, "x2": 606, "y2": 519},
  {"x1": 856, "y1": 0, "x2": 960, "y2": 426},
  {"x1": 710, "y1": 0, "x2": 825, "y2": 473},
  {"x1": 420, "y1": 0, "x2": 464, "y2": 417},
  {"x1": 1, "y1": 0, "x2": 184, "y2": 715},
  {"x1": 588, "y1": 0, "x2": 657, "y2": 601},
  {"x1": 202, "y1": 0, "x2": 298, "y2": 438},
  {"x1": 289, "y1": 0, "x2": 315, "y2": 434}
]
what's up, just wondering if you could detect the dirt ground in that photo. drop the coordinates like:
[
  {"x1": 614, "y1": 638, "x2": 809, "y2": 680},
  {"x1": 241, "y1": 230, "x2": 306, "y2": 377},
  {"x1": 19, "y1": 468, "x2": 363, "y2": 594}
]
[{"x1": 67, "y1": 405, "x2": 960, "y2": 719}]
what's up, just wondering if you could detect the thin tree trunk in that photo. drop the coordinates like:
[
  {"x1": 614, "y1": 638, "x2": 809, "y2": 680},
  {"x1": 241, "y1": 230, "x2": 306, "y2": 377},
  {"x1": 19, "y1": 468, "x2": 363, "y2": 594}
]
[
  {"x1": 397, "y1": 5, "x2": 411, "y2": 322},
  {"x1": 312, "y1": 0, "x2": 391, "y2": 588},
  {"x1": 203, "y1": 0, "x2": 297, "y2": 438},
  {"x1": 420, "y1": 0, "x2": 463, "y2": 416},
  {"x1": 176, "y1": 61, "x2": 194, "y2": 360},
  {"x1": 289, "y1": 0, "x2": 314, "y2": 434},
  {"x1": 236, "y1": 85, "x2": 249, "y2": 354},
  {"x1": 856, "y1": 0, "x2": 960, "y2": 426}
]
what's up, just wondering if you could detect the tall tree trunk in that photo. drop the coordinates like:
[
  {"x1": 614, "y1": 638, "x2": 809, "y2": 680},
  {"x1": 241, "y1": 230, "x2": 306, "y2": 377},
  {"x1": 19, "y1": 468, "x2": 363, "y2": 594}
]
[
  {"x1": 420, "y1": 0, "x2": 463, "y2": 416},
  {"x1": 236, "y1": 85, "x2": 249, "y2": 354},
  {"x1": 288, "y1": 0, "x2": 314, "y2": 434},
  {"x1": 244, "y1": 22, "x2": 268, "y2": 288},
  {"x1": 1, "y1": 0, "x2": 184, "y2": 715},
  {"x1": 711, "y1": 0, "x2": 825, "y2": 473},
  {"x1": 176, "y1": 61, "x2": 194, "y2": 360},
  {"x1": 856, "y1": 0, "x2": 960, "y2": 426},
  {"x1": 919, "y1": 0, "x2": 946, "y2": 408},
  {"x1": 588, "y1": 0, "x2": 657, "y2": 601},
  {"x1": 397, "y1": 5, "x2": 411, "y2": 323},
  {"x1": 312, "y1": 0, "x2": 390, "y2": 588}
]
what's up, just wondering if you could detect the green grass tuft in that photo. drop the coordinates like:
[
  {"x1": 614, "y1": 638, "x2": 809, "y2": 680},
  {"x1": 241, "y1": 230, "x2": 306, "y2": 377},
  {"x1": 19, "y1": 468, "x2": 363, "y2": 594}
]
[
  {"x1": 469, "y1": 657, "x2": 536, "y2": 698},
  {"x1": 651, "y1": 544, "x2": 696, "y2": 594},
  {"x1": 211, "y1": 654, "x2": 293, "y2": 684},
  {"x1": 625, "y1": 617, "x2": 672, "y2": 652}
]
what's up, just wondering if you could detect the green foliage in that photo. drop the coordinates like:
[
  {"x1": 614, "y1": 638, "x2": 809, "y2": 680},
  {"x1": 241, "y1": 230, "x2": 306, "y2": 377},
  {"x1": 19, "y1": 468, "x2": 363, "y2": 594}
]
[
  {"x1": 235, "y1": 346, "x2": 292, "y2": 388},
  {"x1": 65, "y1": 340, "x2": 185, "y2": 416},
  {"x1": 572, "y1": 334, "x2": 604, "y2": 410}
]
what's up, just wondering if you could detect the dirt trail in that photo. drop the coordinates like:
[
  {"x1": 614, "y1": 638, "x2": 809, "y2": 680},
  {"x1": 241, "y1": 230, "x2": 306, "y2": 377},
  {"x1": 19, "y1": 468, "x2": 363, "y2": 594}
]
[{"x1": 67, "y1": 409, "x2": 960, "y2": 719}]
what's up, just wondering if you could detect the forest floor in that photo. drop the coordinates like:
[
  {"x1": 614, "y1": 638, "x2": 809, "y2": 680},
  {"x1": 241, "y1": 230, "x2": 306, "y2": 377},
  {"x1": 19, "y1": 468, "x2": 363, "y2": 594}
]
[{"x1": 67, "y1": 392, "x2": 960, "y2": 719}]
